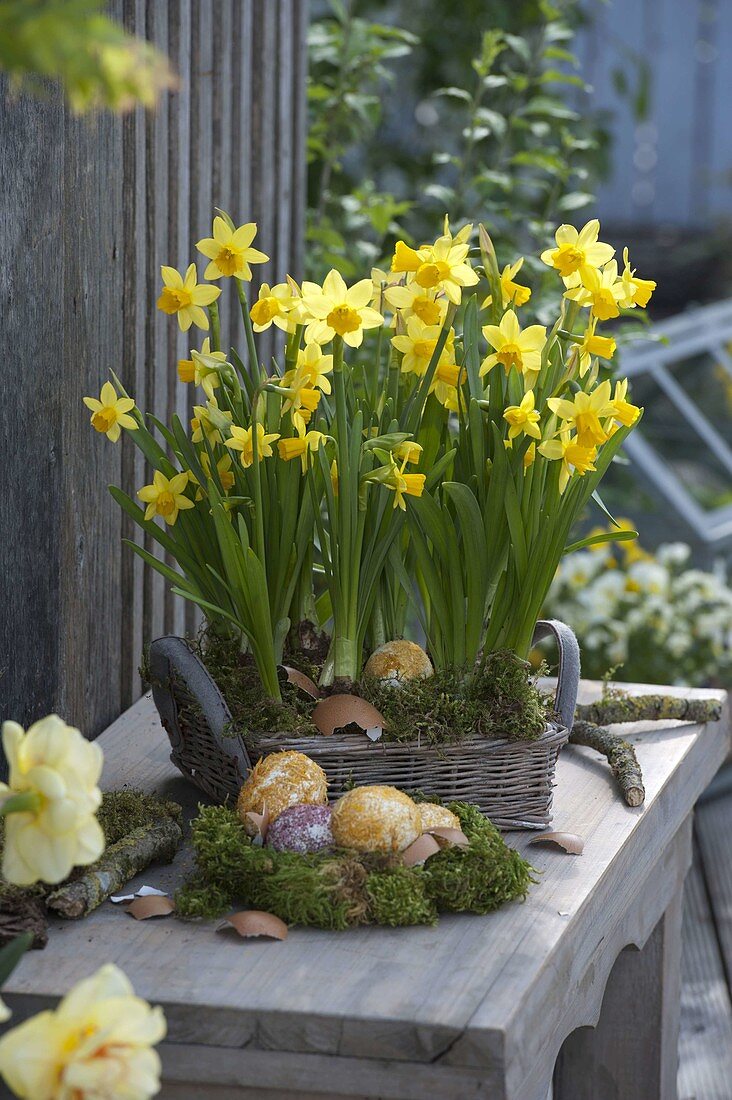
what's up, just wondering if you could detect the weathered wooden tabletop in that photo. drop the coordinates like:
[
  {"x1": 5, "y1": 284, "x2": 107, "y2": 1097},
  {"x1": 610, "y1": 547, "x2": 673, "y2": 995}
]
[{"x1": 3, "y1": 683, "x2": 729, "y2": 1100}]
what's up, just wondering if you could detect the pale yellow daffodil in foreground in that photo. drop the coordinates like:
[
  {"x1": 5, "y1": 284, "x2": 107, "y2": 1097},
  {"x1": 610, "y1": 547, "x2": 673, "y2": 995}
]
[
  {"x1": 0, "y1": 716, "x2": 103, "y2": 886},
  {"x1": 572, "y1": 318, "x2": 617, "y2": 377},
  {"x1": 0, "y1": 964, "x2": 166, "y2": 1100},
  {"x1": 619, "y1": 247, "x2": 656, "y2": 308},
  {"x1": 540, "y1": 218, "x2": 615, "y2": 285},
  {"x1": 548, "y1": 380, "x2": 616, "y2": 449},
  {"x1": 250, "y1": 281, "x2": 302, "y2": 333},
  {"x1": 384, "y1": 281, "x2": 447, "y2": 327},
  {"x1": 482, "y1": 257, "x2": 532, "y2": 310},
  {"x1": 83, "y1": 381, "x2": 137, "y2": 443},
  {"x1": 391, "y1": 315, "x2": 455, "y2": 378},
  {"x1": 137, "y1": 470, "x2": 194, "y2": 526},
  {"x1": 282, "y1": 343, "x2": 334, "y2": 396},
  {"x1": 539, "y1": 431, "x2": 597, "y2": 493},
  {"x1": 226, "y1": 423, "x2": 280, "y2": 468},
  {"x1": 390, "y1": 219, "x2": 479, "y2": 305},
  {"x1": 156, "y1": 263, "x2": 220, "y2": 331},
  {"x1": 503, "y1": 390, "x2": 542, "y2": 441},
  {"x1": 564, "y1": 260, "x2": 625, "y2": 321},
  {"x1": 480, "y1": 309, "x2": 547, "y2": 385},
  {"x1": 278, "y1": 424, "x2": 328, "y2": 473},
  {"x1": 301, "y1": 270, "x2": 384, "y2": 347},
  {"x1": 196, "y1": 217, "x2": 269, "y2": 281}
]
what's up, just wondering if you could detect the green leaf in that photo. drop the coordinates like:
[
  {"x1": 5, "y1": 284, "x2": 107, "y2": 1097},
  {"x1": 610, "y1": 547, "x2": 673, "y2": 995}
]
[
  {"x1": 0, "y1": 932, "x2": 32, "y2": 985},
  {"x1": 565, "y1": 529, "x2": 639, "y2": 554}
]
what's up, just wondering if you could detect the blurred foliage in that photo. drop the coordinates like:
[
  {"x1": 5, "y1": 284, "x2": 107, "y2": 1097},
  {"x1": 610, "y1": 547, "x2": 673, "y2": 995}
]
[
  {"x1": 306, "y1": 0, "x2": 608, "y2": 297},
  {"x1": 0, "y1": 0, "x2": 176, "y2": 113}
]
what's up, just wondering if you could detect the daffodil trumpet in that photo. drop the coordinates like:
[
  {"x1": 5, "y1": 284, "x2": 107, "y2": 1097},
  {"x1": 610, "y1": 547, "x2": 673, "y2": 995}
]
[{"x1": 89, "y1": 210, "x2": 648, "y2": 691}]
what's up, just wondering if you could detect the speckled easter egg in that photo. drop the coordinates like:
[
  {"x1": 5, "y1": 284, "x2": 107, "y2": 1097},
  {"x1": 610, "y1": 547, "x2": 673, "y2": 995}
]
[
  {"x1": 237, "y1": 751, "x2": 327, "y2": 826},
  {"x1": 416, "y1": 803, "x2": 461, "y2": 833},
  {"x1": 362, "y1": 640, "x2": 433, "y2": 686},
  {"x1": 331, "y1": 785, "x2": 421, "y2": 853},
  {"x1": 266, "y1": 803, "x2": 334, "y2": 854}
]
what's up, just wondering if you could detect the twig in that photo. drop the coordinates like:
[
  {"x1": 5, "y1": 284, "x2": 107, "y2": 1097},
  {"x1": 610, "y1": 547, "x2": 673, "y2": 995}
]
[
  {"x1": 46, "y1": 819, "x2": 182, "y2": 919},
  {"x1": 575, "y1": 694, "x2": 722, "y2": 728},
  {"x1": 570, "y1": 721, "x2": 645, "y2": 807}
]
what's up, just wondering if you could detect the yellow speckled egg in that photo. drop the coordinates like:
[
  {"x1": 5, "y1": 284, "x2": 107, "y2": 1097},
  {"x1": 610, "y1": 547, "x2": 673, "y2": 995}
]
[
  {"x1": 362, "y1": 640, "x2": 433, "y2": 686},
  {"x1": 416, "y1": 803, "x2": 461, "y2": 832},
  {"x1": 237, "y1": 751, "x2": 327, "y2": 825},
  {"x1": 331, "y1": 785, "x2": 421, "y2": 853}
]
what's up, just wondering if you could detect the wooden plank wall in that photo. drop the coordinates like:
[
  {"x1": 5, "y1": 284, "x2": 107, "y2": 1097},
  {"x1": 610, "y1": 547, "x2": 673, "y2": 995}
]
[
  {"x1": 576, "y1": 0, "x2": 732, "y2": 228},
  {"x1": 0, "y1": 0, "x2": 308, "y2": 740}
]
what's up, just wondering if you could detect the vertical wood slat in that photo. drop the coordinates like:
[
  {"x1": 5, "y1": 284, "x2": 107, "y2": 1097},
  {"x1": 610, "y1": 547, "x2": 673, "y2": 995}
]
[{"x1": 0, "y1": 0, "x2": 309, "y2": 736}]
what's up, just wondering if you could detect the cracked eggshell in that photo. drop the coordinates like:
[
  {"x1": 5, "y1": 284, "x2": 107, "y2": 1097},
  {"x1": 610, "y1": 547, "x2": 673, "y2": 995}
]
[
  {"x1": 417, "y1": 803, "x2": 461, "y2": 833},
  {"x1": 362, "y1": 640, "x2": 433, "y2": 686},
  {"x1": 266, "y1": 803, "x2": 334, "y2": 854},
  {"x1": 311, "y1": 694, "x2": 386, "y2": 738},
  {"x1": 237, "y1": 751, "x2": 327, "y2": 825},
  {"x1": 331, "y1": 785, "x2": 421, "y2": 854}
]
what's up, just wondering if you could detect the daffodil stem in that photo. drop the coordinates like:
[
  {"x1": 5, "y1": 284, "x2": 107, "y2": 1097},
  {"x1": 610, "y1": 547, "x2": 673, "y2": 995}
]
[
  {"x1": 236, "y1": 280, "x2": 260, "y2": 382},
  {"x1": 208, "y1": 302, "x2": 221, "y2": 352},
  {"x1": 331, "y1": 336, "x2": 359, "y2": 681},
  {"x1": 0, "y1": 792, "x2": 41, "y2": 816},
  {"x1": 250, "y1": 386, "x2": 267, "y2": 571}
]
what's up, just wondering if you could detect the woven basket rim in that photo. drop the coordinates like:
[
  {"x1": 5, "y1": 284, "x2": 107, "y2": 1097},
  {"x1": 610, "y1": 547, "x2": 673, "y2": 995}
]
[{"x1": 242, "y1": 720, "x2": 567, "y2": 753}]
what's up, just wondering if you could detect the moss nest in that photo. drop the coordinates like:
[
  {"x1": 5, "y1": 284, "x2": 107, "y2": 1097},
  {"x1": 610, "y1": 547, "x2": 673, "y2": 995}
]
[
  {"x1": 175, "y1": 800, "x2": 534, "y2": 928},
  {"x1": 195, "y1": 630, "x2": 549, "y2": 745}
]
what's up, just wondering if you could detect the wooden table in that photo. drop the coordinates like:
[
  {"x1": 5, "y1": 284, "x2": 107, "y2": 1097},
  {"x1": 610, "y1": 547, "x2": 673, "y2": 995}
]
[{"x1": 3, "y1": 683, "x2": 729, "y2": 1100}]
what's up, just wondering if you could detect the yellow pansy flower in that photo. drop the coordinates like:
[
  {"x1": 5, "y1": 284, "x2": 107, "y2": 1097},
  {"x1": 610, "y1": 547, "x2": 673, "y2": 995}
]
[
  {"x1": 277, "y1": 426, "x2": 327, "y2": 472},
  {"x1": 282, "y1": 342, "x2": 334, "y2": 395},
  {"x1": 226, "y1": 423, "x2": 280, "y2": 468},
  {"x1": 384, "y1": 282, "x2": 448, "y2": 327},
  {"x1": 539, "y1": 431, "x2": 597, "y2": 493},
  {"x1": 383, "y1": 457, "x2": 426, "y2": 510},
  {"x1": 540, "y1": 219, "x2": 615, "y2": 284},
  {"x1": 0, "y1": 963, "x2": 166, "y2": 1100},
  {"x1": 190, "y1": 397, "x2": 232, "y2": 446},
  {"x1": 482, "y1": 257, "x2": 532, "y2": 309},
  {"x1": 137, "y1": 470, "x2": 194, "y2": 525},
  {"x1": 156, "y1": 263, "x2": 220, "y2": 331},
  {"x1": 503, "y1": 390, "x2": 542, "y2": 441},
  {"x1": 480, "y1": 309, "x2": 547, "y2": 384},
  {"x1": 82, "y1": 381, "x2": 137, "y2": 443},
  {"x1": 391, "y1": 315, "x2": 456, "y2": 377},
  {"x1": 564, "y1": 260, "x2": 625, "y2": 320},
  {"x1": 548, "y1": 380, "x2": 614, "y2": 448},
  {"x1": 300, "y1": 270, "x2": 384, "y2": 347},
  {"x1": 196, "y1": 216, "x2": 269, "y2": 281},
  {"x1": 250, "y1": 281, "x2": 300, "y2": 333},
  {"x1": 619, "y1": 247, "x2": 656, "y2": 308},
  {"x1": 572, "y1": 317, "x2": 617, "y2": 377},
  {"x1": 0, "y1": 716, "x2": 104, "y2": 886}
]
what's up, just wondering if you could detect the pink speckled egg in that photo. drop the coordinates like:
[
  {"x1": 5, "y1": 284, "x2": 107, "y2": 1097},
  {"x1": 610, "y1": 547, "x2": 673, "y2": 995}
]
[{"x1": 266, "y1": 803, "x2": 334, "y2": 854}]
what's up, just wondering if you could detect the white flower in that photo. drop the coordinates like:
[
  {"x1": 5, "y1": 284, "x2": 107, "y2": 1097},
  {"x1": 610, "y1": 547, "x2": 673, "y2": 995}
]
[{"x1": 656, "y1": 542, "x2": 691, "y2": 568}]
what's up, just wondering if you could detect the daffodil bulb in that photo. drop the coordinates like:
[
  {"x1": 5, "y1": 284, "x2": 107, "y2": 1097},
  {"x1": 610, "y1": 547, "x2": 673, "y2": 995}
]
[
  {"x1": 0, "y1": 964, "x2": 166, "y2": 1100},
  {"x1": 0, "y1": 715, "x2": 104, "y2": 886}
]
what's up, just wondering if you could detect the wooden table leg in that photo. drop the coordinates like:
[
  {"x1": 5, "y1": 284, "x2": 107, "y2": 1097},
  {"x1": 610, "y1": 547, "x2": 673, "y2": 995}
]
[{"x1": 553, "y1": 886, "x2": 683, "y2": 1100}]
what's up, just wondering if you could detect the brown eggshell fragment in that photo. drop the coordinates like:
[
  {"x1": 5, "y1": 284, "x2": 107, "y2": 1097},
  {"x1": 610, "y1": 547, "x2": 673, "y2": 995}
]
[
  {"x1": 528, "y1": 831, "x2": 584, "y2": 855},
  {"x1": 280, "y1": 666, "x2": 320, "y2": 699},
  {"x1": 311, "y1": 694, "x2": 386, "y2": 738},
  {"x1": 402, "y1": 834, "x2": 441, "y2": 866},
  {"x1": 126, "y1": 896, "x2": 175, "y2": 920},
  {"x1": 217, "y1": 910, "x2": 288, "y2": 941},
  {"x1": 243, "y1": 805, "x2": 270, "y2": 844},
  {"x1": 428, "y1": 827, "x2": 470, "y2": 849}
]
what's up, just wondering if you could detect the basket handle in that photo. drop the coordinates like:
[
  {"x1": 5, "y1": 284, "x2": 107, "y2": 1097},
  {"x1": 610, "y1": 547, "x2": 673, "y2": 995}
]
[{"x1": 532, "y1": 619, "x2": 581, "y2": 731}]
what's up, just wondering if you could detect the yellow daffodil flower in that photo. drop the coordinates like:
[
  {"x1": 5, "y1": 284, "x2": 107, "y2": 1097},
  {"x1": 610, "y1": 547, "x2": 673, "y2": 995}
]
[
  {"x1": 0, "y1": 716, "x2": 103, "y2": 886},
  {"x1": 82, "y1": 381, "x2": 137, "y2": 442},
  {"x1": 391, "y1": 315, "x2": 456, "y2": 377},
  {"x1": 196, "y1": 216, "x2": 269, "y2": 280},
  {"x1": 503, "y1": 390, "x2": 542, "y2": 440},
  {"x1": 282, "y1": 343, "x2": 334, "y2": 395},
  {"x1": 190, "y1": 452, "x2": 235, "y2": 499},
  {"x1": 383, "y1": 457, "x2": 426, "y2": 510},
  {"x1": 430, "y1": 361, "x2": 465, "y2": 411},
  {"x1": 384, "y1": 282, "x2": 448, "y2": 327},
  {"x1": 300, "y1": 270, "x2": 384, "y2": 347},
  {"x1": 137, "y1": 470, "x2": 194, "y2": 525},
  {"x1": 156, "y1": 263, "x2": 220, "y2": 331},
  {"x1": 564, "y1": 260, "x2": 625, "y2": 320},
  {"x1": 190, "y1": 397, "x2": 232, "y2": 446},
  {"x1": 548, "y1": 380, "x2": 614, "y2": 448},
  {"x1": 0, "y1": 963, "x2": 166, "y2": 1100},
  {"x1": 619, "y1": 247, "x2": 656, "y2": 308},
  {"x1": 539, "y1": 431, "x2": 597, "y2": 493},
  {"x1": 480, "y1": 309, "x2": 547, "y2": 385},
  {"x1": 277, "y1": 380, "x2": 322, "y2": 433},
  {"x1": 523, "y1": 442, "x2": 536, "y2": 470},
  {"x1": 226, "y1": 423, "x2": 280, "y2": 468},
  {"x1": 572, "y1": 318, "x2": 617, "y2": 377},
  {"x1": 391, "y1": 220, "x2": 478, "y2": 305},
  {"x1": 482, "y1": 257, "x2": 532, "y2": 309},
  {"x1": 540, "y1": 219, "x2": 615, "y2": 284},
  {"x1": 182, "y1": 338, "x2": 229, "y2": 400},
  {"x1": 395, "y1": 440, "x2": 423, "y2": 465},
  {"x1": 250, "y1": 281, "x2": 300, "y2": 333},
  {"x1": 330, "y1": 458, "x2": 339, "y2": 496},
  {"x1": 607, "y1": 378, "x2": 641, "y2": 429},
  {"x1": 278, "y1": 426, "x2": 327, "y2": 472}
]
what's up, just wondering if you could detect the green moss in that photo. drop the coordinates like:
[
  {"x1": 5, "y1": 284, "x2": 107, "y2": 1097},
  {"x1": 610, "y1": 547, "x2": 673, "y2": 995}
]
[{"x1": 177, "y1": 801, "x2": 533, "y2": 929}]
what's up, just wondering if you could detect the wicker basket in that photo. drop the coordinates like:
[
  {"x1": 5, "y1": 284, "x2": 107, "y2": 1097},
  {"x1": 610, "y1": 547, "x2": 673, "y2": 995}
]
[{"x1": 149, "y1": 620, "x2": 580, "y2": 830}]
